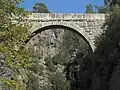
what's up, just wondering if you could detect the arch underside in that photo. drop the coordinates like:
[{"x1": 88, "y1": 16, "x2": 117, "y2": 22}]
[{"x1": 27, "y1": 22, "x2": 95, "y2": 52}]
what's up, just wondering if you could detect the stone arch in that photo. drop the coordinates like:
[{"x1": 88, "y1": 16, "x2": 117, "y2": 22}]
[{"x1": 27, "y1": 21, "x2": 95, "y2": 52}]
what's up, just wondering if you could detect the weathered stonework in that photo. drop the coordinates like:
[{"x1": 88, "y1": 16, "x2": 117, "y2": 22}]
[{"x1": 26, "y1": 13, "x2": 106, "y2": 51}]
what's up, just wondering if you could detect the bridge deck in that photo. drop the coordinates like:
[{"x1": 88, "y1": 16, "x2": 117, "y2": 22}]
[{"x1": 27, "y1": 13, "x2": 106, "y2": 21}]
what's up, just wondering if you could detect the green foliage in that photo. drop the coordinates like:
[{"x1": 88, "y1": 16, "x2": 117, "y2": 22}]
[
  {"x1": 52, "y1": 30, "x2": 89, "y2": 65},
  {"x1": 85, "y1": 4, "x2": 109, "y2": 14},
  {"x1": 85, "y1": 4, "x2": 94, "y2": 13},
  {"x1": 0, "y1": 0, "x2": 32, "y2": 69},
  {"x1": 94, "y1": 5, "x2": 110, "y2": 13},
  {"x1": 104, "y1": 0, "x2": 112, "y2": 5},
  {"x1": 26, "y1": 72, "x2": 39, "y2": 90},
  {"x1": 64, "y1": 51, "x2": 92, "y2": 90},
  {"x1": 104, "y1": 0, "x2": 120, "y2": 6},
  {"x1": 104, "y1": 0, "x2": 120, "y2": 12},
  {"x1": 33, "y1": 2, "x2": 49, "y2": 13},
  {"x1": 52, "y1": 52, "x2": 68, "y2": 65},
  {"x1": 0, "y1": 0, "x2": 34, "y2": 89},
  {"x1": 29, "y1": 59, "x2": 44, "y2": 74},
  {"x1": 50, "y1": 72, "x2": 70, "y2": 90},
  {"x1": 90, "y1": 3, "x2": 120, "y2": 90},
  {"x1": 0, "y1": 78, "x2": 24, "y2": 90},
  {"x1": 45, "y1": 55, "x2": 57, "y2": 72},
  {"x1": 95, "y1": 4, "x2": 120, "y2": 58},
  {"x1": 65, "y1": 4, "x2": 120, "y2": 90}
]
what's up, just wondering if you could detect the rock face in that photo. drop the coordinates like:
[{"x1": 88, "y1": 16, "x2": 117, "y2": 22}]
[
  {"x1": 28, "y1": 29, "x2": 64, "y2": 62},
  {"x1": 27, "y1": 29, "x2": 66, "y2": 89},
  {"x1": 0, "y1": 26, "x2": 88, "y2": 89},
  {"x1": 27, "y1": 28, "x2": 89, "y2": 90}
]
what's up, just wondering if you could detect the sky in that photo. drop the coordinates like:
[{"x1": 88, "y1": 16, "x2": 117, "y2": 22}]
[{"x1": 23, "y1": 0, "x2": 104, "y2": 13}]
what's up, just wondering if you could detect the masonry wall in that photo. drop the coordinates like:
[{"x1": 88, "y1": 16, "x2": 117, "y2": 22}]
[{"x1": 26, "y1": 13, "x2": 106, "y2": 51}]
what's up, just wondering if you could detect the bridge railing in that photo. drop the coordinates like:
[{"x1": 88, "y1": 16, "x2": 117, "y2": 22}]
[{"x1": 26, "y1": 13, "x2": 106, "y2": 21}]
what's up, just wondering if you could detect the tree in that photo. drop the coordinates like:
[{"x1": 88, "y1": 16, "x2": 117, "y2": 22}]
[
  {"x1": 65, "y1": 2, "x2": 120, "y2": 90},
  {"x1": 89, "y1": 3, "x2": 120, "y2": 90},
  {"x1": 50, "y1": 72, "x2": 70, "y2": 90},
  {"x1": 95, "y1": 4, "x2": 120, "y2": 60},
  {"x1": 52, "y1": 30, "x2": 89, "y2": 65},
  {"x1": 64, "y1": 51, "x2": 92, "y2": 90},
  {"x1": 104, "y1": 0, "x2": 120, "y2": 6},
  {"x1": 0, "y1": 0, "x2": 34, "y2": 89},
  {"x1": 33, "y1": 2, "x2": 49, "y2": 13},
  {"x1": 94, "y1": 5, "x2": 110, "y2": 13},
  {"x1": 26, "y1": 72, "x2": 39, "y2": 90},
  {"x1": 85, "y1": 4, "x2": 94, "y2": 13}
]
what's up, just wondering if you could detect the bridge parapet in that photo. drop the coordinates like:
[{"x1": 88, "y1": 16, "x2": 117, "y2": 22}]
[{"x1": 27, "y1": 13, "x2": 106, "y2": 21}]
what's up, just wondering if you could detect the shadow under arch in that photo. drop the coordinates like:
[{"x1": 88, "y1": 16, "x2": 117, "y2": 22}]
[{"x1": 25, "y1": 25, "x2": 93, "y2": 52}]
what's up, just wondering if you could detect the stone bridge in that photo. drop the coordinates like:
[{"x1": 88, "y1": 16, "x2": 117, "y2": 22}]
[{"x1": 26, "y1": 13, "x2": 106, "y2": 52}]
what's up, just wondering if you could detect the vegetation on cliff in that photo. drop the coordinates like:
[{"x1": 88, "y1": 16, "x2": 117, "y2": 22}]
[
  {"x1": 64, "y1": 1, "x2": 120, "y2": 90},
  {"x1": 1, "y1": 0, "x2": 120, "y2": 90}
]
